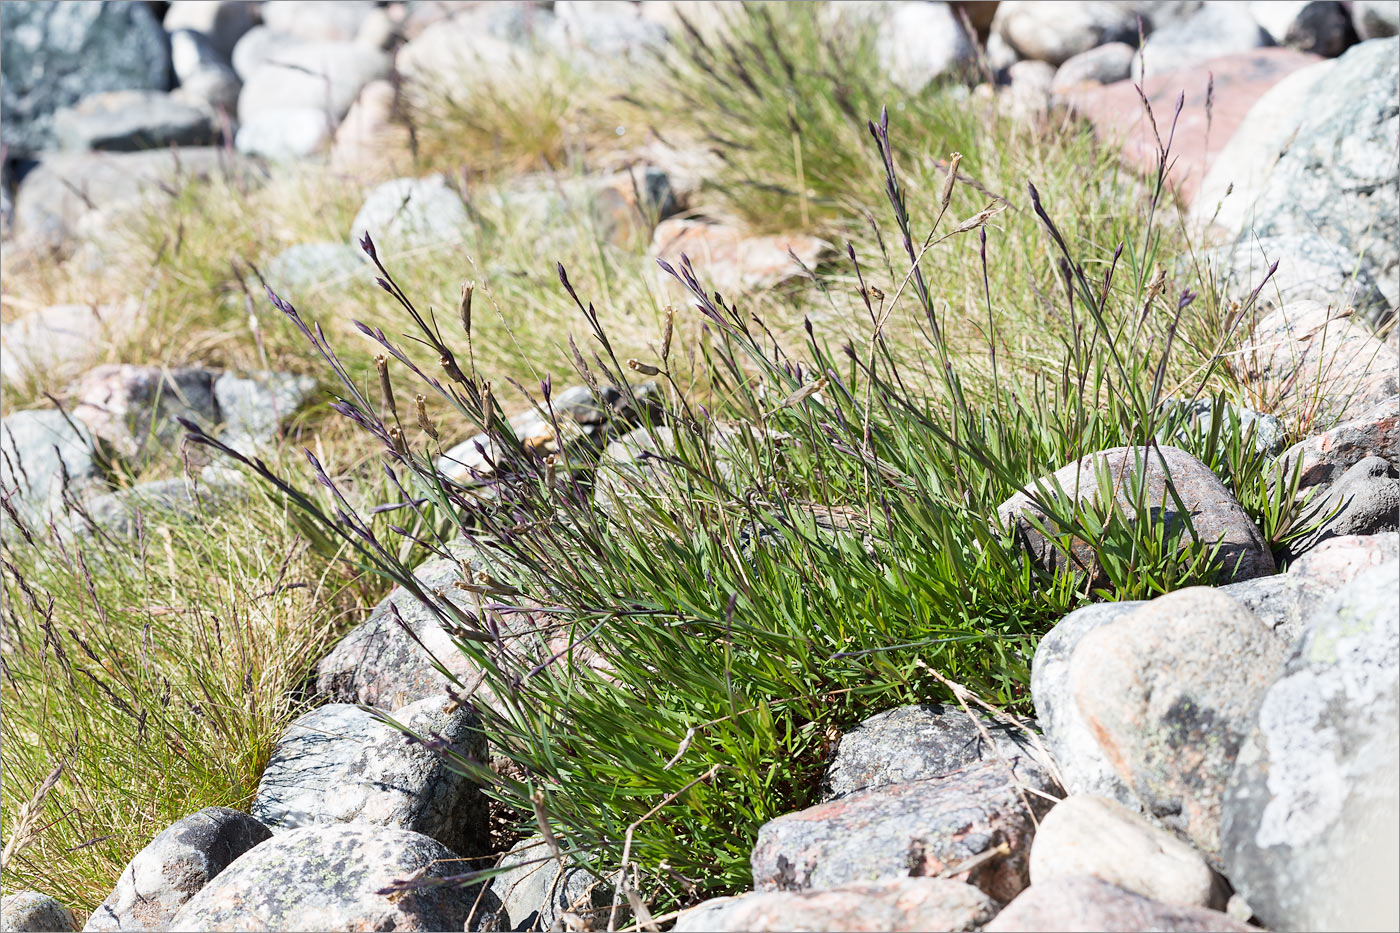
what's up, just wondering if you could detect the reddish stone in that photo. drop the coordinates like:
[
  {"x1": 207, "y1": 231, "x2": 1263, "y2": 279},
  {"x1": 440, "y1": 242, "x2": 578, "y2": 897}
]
[{"x1": 1061, "y1": 48, "x2": 1322, "y2": 207}]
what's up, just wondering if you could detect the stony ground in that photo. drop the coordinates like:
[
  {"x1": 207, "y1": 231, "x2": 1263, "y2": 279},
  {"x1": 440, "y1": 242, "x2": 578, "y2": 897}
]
[{"x1": 1, "y1": 2, "x2": 1398, "y2": 932}]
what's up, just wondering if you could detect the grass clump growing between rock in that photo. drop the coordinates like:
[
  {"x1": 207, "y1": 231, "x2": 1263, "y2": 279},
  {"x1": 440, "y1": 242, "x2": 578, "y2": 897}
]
[
  {"x1": 189, "y1": 100, "x2": 1309, "y2": 913},
  {"x1": 0, "y1": 482, "x2": 362, "y2": 910}
]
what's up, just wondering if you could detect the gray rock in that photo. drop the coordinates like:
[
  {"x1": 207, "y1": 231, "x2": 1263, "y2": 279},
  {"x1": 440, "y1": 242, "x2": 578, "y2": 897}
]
[
  {"x1": 237, "y1": 39, "x2": 390, "y2": 125},
  {"x1": 1033, "y1": 601, "x2": 1145, "y2": 807},
  {"x1": 877, "y1": 2, "x2": 976, "y2": 93},
  {"x1": 233, "y1": 107, "x2": 332, "y2": 160},
  {"x1": 1050, "y1": 42, "x2": 1137, "y2": 93},
  {"x1": 821, "y1": 703, "x2": 1053, "y2": 802},
  {"x1": 164, "y1": 1, "x2": 259, "y2": 62},
  {"x1": 0, "y1": 409, "x2": 105, "y2": 524},
  {"x1": 1, "y1": 893, "x2": 76, "y2": 933},
  {"x1": 170, "y1": 64, "x2": 241, "y2": 117},
  {"x1": 1250, "y1": 1, "x2": 1357, "y2": 56},
  {"x1": 314, "y1": 547, "x2": 495, "y2": 711},
  {"x1": 260, "y1": 1, "x2": 378, "y2": 42},
  {"x1": 1275, "y1": 533, "x2": 1399, "y2": 638},
  {"x1": 439, "y1": 384, "x2": 655, "y2": 485},
  {"x1": 1191, "y1": 57, "x2": 1337, "y2": 236},
  {"x1": 1221, "y1": 560, "x2": 1400, "y2": 932},
  {"x1": 80, "y1": 475, "x2": 246, "y2": 538},
  {"x1": 1275, "y1": 396, "x2": 1399, "y2": 493},
  {"x1": 1069, "y1": 587, "x2": 1288, "y2": 860},
  {"x1": 0, "y1": 1, "x2": 172, "y2": 157},
  {"x1": 251, "y1": 698, "x2": 489, "y2": 857},
  {"x1": 545, "y1": 2, "x2": 670, "y2": 65},
  {"x1": 673, "y1": 878, "x2": 999, "y2": 933},
  {"x1": 991, "y1": 1, "x2": 1140, "y2": 66},
  {"x1": 751, "y1": 759, "x2": 1054, "y2": 903},
  {"x1": 13, "y1": 148, "x2": 263, "y2": 254},
  {"x1": 477, "y1": 835, "x2": 612, "y2": 932},
  {"x1": 0, "y1": 301, "x2": 141, "y2": 387},
  {"x1": 1218, "y1": 573, "x2": 1292, "y2": 634},
  {"x1": 1208, "y1": 233, "x2": 1390, "y2": 325},
  {"x1": 167, "y1": 824, "x2": 495, "y2": 931},
  {"x1": 395, "y1": 5, "x2": 545, "y2": 86},
  {"x1": 168, "y1": 29, "x2": 231, "y2": 86},
  {"x1": 491, "y1": 167, "x2": 678, "y2": 249},
  {"x1": 1353, "y1": 0, "x2": 1400, "y2": 38},
  {"x1": 1159, "y1": 397, "x2": 1286, "y2": 456},
  {"x1": 1287, "y1": 455, "x2": 1399, "y2": 559},
  {"x1": 84, "y1": 807, "x2": 271, "y2": 932},
  {"x1": 1003, "y1": 60, "x2": 1057, "y2": 121},
  {"x1": 351, "y1": 174, "x2": 470, "y2": 253},
  {"x1": 996, "y1": 446, "x2": 1275, "y2": 588},
  {"x1": 213, "y1": 370, "x2": 318, "y2": 453},
  {"x1": 1029, "y1": 795, "x2": 1227, "y2": 909},
  {"x1": 72, "y1": 364, "x2": 219, "y2": 464},
  {"x1": 52, "y1": 90, "x2": 217, "y2": 152},
  {"x1": 1234, "y1": 38, "x2": 1400, "y2": 311},
  {"x1": 1242, "y1": 301, "x2": 1400, "y2": 423},
  {"x1": 985, "y1": 876, "x2": 1255, "y2": 932},
  {"x1": 230, "y1": 27, "x2": 303, "y2": 82},
  {"x1": 1133, "y1": 3, "x2": 1273, "y2": 80}
]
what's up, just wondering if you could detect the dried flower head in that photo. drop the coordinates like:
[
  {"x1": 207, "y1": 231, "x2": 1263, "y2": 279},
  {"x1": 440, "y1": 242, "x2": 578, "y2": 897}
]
[
  {"x1": 459, "y1": 281, "x2": 475, "y2": 337},
  {"x1": 940, "y1": 152, "x2": 962, "y2": 212},
  {"x1": 376, "y1": 354, "x2": 396, "y2": 418},
  {"x1": 628, "y1": 358, "x2": 662, "y2": 377},
  {"x1": 415, "y1": 394, "x2": 438, "y2": 440}
]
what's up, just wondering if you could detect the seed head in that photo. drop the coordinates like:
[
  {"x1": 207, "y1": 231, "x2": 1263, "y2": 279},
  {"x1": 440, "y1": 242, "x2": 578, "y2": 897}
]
[{"x1": 940, "y1": 152, "x2": 962, "y2": 212}]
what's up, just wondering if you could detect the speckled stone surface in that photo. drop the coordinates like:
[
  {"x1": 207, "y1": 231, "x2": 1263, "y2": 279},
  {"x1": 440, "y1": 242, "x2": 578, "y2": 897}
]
[
  {"x1": 167, "y1": 824, "x2": 494, "y2": 932},
  {"x1": 985, "y1": 875, "x2": 1255, "y2": 932},
  {"x1": 751, "y1": 759, "x2": 1055, "y2": 903},
  {"x1": 251, "y1": 698, "x2": 489, "y2": 858},
  {"x1": 674, "y1": 877, "x2": 999, "y2": 932},
  {"x1": 85, "y1": 807, "x2": 271, "y2": 931},
  {"x1": 1069, "y1": 588, "x2": 1288, "y2": 862},
  {"x1": 1221, "y1": 560, "x2": 1400, "y2": 932}
]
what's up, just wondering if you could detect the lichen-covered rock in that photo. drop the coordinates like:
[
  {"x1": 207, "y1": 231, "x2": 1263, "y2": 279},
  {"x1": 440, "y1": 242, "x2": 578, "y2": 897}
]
[
  {"x1": 1221, "y1": 560, "x2": 1400, "y2": 932},
  {"x1": 167, "y1": 824, "x2": 495, "y2": 931},
  {"x1": 1, "y1": 892, "x2": 76, "y2": 932},
  {"x1": 821, "y1": 703, "x2": 1053, "y2": 802},
  {"x1": 1069, "y1": 588, "x2": 1288, "y2": 860},
  {"x1": 350, "y1": 174, "x2": 470, "y2": 253},
  {"x1": 751, "y1": 759, "x2": 1054, "y2": 902},
  {"x1": 985, "y1": 876, "x2": 1255, "y2": 933},
  {"x1": 52, "y1": 89, "x2": 218, "y2": 152},
  {"x1": 1242, "y1": 302, "x2": 1400, "y2": 423},
  {"x1": 1029, "y1": 796, "x2": 1226, "y2": 909},
  {"x1": 673, "y1": 878, "x2": 999, "y2": 933},
  {"x1": 84, "y1": 808, "x2": 271, "y2": 931},
  {"x1": 0, "y1": 408, "x2": 105, "y2": 523},
  {"x1": 476, "y1": 835, "x2": 612, "y2": 932},
  {"x1": 0, "y1": 0, "x2": 172, "y2": 157},
  {"x1": 262, "y1": 242, "x2": 369, "y2": 298},
  {"x1": 996, "y1": 446, "x2": 1275, "y2": 588},
  {"x1": 72, "y1": 364, "x2": 218, "y2": 463},
  {"x1": 212, "y1": 370, "x2": 318, "y2": 454},
  {"x1": 1232, "y1": 38, "x2": 1400, "y2": 311},
  {"x1": 251, "y1": 698, "x2": 489, "y2": 857},
  {"x1": 1032, "y1": 601, "x2": 1145, "y2": 808},
  {"x1": 313, "y1": 550, "x2": 487, "y2": 711},
  {"x1": 79, "y1": 475, "x2": 245, "y2": 538},
  {"x1": 13, "y1": 148, "x2": 264, "y2": 254},
  {"x1": 1209, "y1": 232, "x2": 1391, "y2": 325}
]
